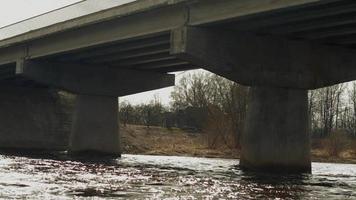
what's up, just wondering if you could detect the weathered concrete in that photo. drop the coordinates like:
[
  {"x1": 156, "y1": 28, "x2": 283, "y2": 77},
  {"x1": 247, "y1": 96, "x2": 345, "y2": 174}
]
[
  {"x1": 69, "y1": 95, "x2": 120, "y2": 156},
  {"x1": 0, "y1": 82, "x2": 74, "y2": 150},
  {"x1": 240, "y1": 86, "x2": 311, "y2": 173},
  {"x1": 171, "y1": 26, "x2": 356, "y2": 89},
  {"x1": 12, "y1": 60, "x2": 174, "y2": 156},
  {"x1": 0, "y1": 0, "x2": 324, "y2": 55},
  {"x1": 20, "y1": 61, "x2": 175, "y2": 96}
]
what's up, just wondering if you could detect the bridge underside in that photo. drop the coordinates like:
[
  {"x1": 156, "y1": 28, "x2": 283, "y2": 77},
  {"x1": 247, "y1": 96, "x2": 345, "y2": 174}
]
[{"x1": 1, "y1": 0, "x2": 356, "y2": 172}]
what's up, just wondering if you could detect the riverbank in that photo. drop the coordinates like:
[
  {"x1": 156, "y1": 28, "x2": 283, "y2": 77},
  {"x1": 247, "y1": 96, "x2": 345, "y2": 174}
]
[
  {"x1": 121, "y1": 124, "x2": 356, "y2": 164},
  {"x1": 121, "y1": 124, "x2": 239, "y2": 159}
]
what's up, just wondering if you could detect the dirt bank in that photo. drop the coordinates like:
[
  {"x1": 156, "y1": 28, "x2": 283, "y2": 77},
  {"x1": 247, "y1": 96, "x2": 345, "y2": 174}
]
[
  {"x1": 121, "y1": 124, "x2": 356, "y2": 164},
  {"x1": 121, "y1": 124, "x2": 239, "y2": 159}
]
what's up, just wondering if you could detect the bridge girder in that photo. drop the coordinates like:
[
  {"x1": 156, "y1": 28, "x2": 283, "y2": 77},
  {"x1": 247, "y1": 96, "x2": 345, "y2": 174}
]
[
  {"x1": 170, "y1": 26, "x2": 356, "y2": 89},
  {"x1": 15, "y1": 60, "x2": 175, "y2": 96}
]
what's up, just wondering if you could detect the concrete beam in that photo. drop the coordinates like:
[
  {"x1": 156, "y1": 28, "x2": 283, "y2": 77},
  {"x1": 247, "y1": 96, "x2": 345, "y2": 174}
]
[
  {"x1": 189, "y1": 0, "x2": 330, "y2": 26},
  {"x1": 0, "y1": 0, "x2": 326, "y2": 49},
  {"x1": 27, "y1": 6, "x2": 187, "y2": 60},
  {"x1": 0, "y1": 7, "x2": 185, "y2": 66},
  {"x1": 19, "y1": 61, "x2": 175, "y2": 96},
  {"x1": 0, "y1": 45, "x2": 26, "y2": 66},
  {"x1": 171, "y1": 26, "x2": 356, "y2": 89},
  {"x1": 0, "y1": 0, "x2": 330, "y2": 66}
]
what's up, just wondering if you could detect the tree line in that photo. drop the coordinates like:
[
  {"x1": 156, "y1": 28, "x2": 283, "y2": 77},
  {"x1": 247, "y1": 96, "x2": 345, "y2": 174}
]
[
  {"x1": 119, "y1": 71, "x2": 356, "y2": 149},
  {"x1": 119, "y1": 71, "x2": 247, "y2": 148},
  {"x1": 309, "y1": 83, "x2": 356, "y2": 138}
]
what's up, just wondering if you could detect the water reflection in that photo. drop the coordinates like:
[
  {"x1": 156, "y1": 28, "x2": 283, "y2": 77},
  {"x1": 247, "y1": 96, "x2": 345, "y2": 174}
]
[{"x1": 0, "y1": 152, "x2": 354, "y2": 199}]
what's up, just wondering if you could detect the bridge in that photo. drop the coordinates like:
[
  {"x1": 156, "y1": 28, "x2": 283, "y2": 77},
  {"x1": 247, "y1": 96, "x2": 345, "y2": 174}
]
[{"x1": 1, "y1": 0, "x2": 356, "y2": 173}]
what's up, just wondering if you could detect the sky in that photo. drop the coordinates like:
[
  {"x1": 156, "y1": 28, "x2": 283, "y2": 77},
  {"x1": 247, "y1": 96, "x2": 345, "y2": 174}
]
[
  {"x1": 0, "y1": 0, "x2": 199, "y2": 106},
  {"x1": 0, "y1": 0, "x2": 82, "y2": 27}
]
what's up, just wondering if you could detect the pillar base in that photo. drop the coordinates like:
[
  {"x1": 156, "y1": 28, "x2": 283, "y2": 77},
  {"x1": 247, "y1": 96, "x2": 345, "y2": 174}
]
[
  {"x1": 240, "y1": 86, "x2": 311, "y2": 173},
  {"x1": 69, "y1": 95, "x2": 121, "y2": 157}
]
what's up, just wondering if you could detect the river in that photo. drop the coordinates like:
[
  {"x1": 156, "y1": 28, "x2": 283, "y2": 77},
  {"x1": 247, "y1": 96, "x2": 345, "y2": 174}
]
[{"x1": 0, "y1": 153, "x2": 354, "y2": 199}]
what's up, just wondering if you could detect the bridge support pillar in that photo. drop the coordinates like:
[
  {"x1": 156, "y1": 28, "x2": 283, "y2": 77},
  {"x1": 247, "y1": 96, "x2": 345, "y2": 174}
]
[
  {"x1": 69, "y1": 94, "x2": 120, "y2": 156},
  {"x1": 0, "y1": 84, "x2": 73, "y2": 150},
  {"x1": 240, "y1": 86, "x2": 311, "y2": 173}
]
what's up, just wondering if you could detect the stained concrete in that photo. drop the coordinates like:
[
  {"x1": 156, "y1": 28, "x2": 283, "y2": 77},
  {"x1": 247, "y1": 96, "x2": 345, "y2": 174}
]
[
  {"x1": 69, "y1": 95, "x2": 120, "y2": 156},
  {"x1": 240, "y1": 86, "x2": 311, "y2": 173},
  {"x1": 0, "y1": 83, "x2": 75, "y2": 150},
  {"x1": 21, "y1": 61, "x2": 175, "y2": 97}
]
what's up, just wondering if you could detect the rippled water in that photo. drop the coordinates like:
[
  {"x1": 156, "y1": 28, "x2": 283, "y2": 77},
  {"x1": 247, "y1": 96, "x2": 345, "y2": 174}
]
[{"x1": 0, "y1": 153, "x2": 354, "y2": 199}]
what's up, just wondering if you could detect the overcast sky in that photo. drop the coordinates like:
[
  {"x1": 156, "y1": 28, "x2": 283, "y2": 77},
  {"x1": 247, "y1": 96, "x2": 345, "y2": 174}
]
[
  {"x1": 0, "y1": 0, "x2": 82, "y2": 27},
  {"x1": 0, "y1": 0, "x2": 198, "y2": 105}
]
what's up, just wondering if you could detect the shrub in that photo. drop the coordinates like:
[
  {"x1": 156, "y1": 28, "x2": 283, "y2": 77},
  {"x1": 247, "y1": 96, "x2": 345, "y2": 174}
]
[
  {"x1": 203, "y1": 106, "x2": 238, "y2": 149},
  {"x1": 323, "y1": 130, "x2": 349, "y2": 157}
]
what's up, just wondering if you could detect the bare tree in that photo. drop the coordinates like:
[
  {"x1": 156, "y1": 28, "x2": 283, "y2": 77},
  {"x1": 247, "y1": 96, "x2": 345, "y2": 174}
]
[
  {"x1": 171, "y1": 71, "x2": 248, "y2": 148},
  {"x1": 309, "y1": 84, "x2": 345, "y2": 138},
  {"x1": 348, "y1": 82, "x2": 356, "y2": 137}
]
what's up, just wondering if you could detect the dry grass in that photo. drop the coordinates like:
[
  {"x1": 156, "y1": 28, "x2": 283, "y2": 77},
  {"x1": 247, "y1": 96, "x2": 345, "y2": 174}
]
[
  {"x1": 323, "y1": 131, "x2": 349, "y2": 157},
  {"x1": 311, "y1": 136, "x2": 356, "y2": 164},
  {"x1": 121, "y1": 124, "x2": 356, "y2": 163},
  {"x1": 120, "y1": 124, "x2": 239, "y2": 159},
  {"x1": 352, "y1": 140, "x2": 356, "y2": 150}
]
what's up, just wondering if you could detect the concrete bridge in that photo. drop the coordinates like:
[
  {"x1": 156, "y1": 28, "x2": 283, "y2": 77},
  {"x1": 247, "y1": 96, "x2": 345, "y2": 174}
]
[{"x1": 1, "y1": 0, "x2": 356, "y2": 173}]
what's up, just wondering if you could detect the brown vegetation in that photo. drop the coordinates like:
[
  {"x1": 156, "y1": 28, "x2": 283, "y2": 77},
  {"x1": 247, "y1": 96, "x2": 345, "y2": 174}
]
[
  {"x1": 204, "y1": 107, "x2": 237, "y2": 149},
  {"x1": 311, "y1": 131, "x2": 356, "y2": 163},
  {"x1": 323, "y1": 131, "x2": 349, "y2": 157},
  {"x1": 121, "y1": 124, "x2": 239, "y2": 159},
  {"x1": 122, "y1": 124, "x2": 356, "y2": 163}
]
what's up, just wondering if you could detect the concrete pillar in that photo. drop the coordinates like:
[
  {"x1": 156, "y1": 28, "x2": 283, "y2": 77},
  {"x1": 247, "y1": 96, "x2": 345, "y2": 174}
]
[
  {"x1": 0, "y1": 84, "x2": 74, "y2": 150},
  {"x1": 240, "y1": 86, "x2": 311, "y2": 173},
  {"x1": 69, "y1": 94, "x2": 121, "y2": 156}
]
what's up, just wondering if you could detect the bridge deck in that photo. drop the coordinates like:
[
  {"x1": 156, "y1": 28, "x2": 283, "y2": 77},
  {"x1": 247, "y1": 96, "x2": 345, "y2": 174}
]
[
  {"x1": 0, "y1": 0, "x2": 136, "y2": 42},
  {"x1": 1, "y1": 0, "x2": 356, "y2": 74}
]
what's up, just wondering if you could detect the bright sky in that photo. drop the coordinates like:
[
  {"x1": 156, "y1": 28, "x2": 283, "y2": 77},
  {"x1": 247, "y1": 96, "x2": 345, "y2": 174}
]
[
  {"x1": 0, "y1": 0, "x2": 200, "y2": 106},
  {"x1": 0, "y1": 0, "x2": 82, "y2": 27}
]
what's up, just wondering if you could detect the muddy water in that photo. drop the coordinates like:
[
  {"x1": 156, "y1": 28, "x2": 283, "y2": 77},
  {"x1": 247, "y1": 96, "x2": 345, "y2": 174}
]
[{"x1": 0, "y1": 153, "x2": 354, "y2": 199}]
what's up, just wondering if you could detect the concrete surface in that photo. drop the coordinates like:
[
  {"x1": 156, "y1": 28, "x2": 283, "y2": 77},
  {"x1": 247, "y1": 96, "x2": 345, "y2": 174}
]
[
  {"x1": 69, "y1": 94, "x2": 121, "y2": 156},
  {"x1": 240, "y1": 86, "x2": 311, "y2": 173},
  {"x1": 0, "y1": 83, "x2": 74, "y2": 150}
]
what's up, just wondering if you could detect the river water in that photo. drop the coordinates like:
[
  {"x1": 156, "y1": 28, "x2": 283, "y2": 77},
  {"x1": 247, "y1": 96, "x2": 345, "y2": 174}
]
[{"x1": 0, "y1": 153, "x2": 354, "y2": 199}]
